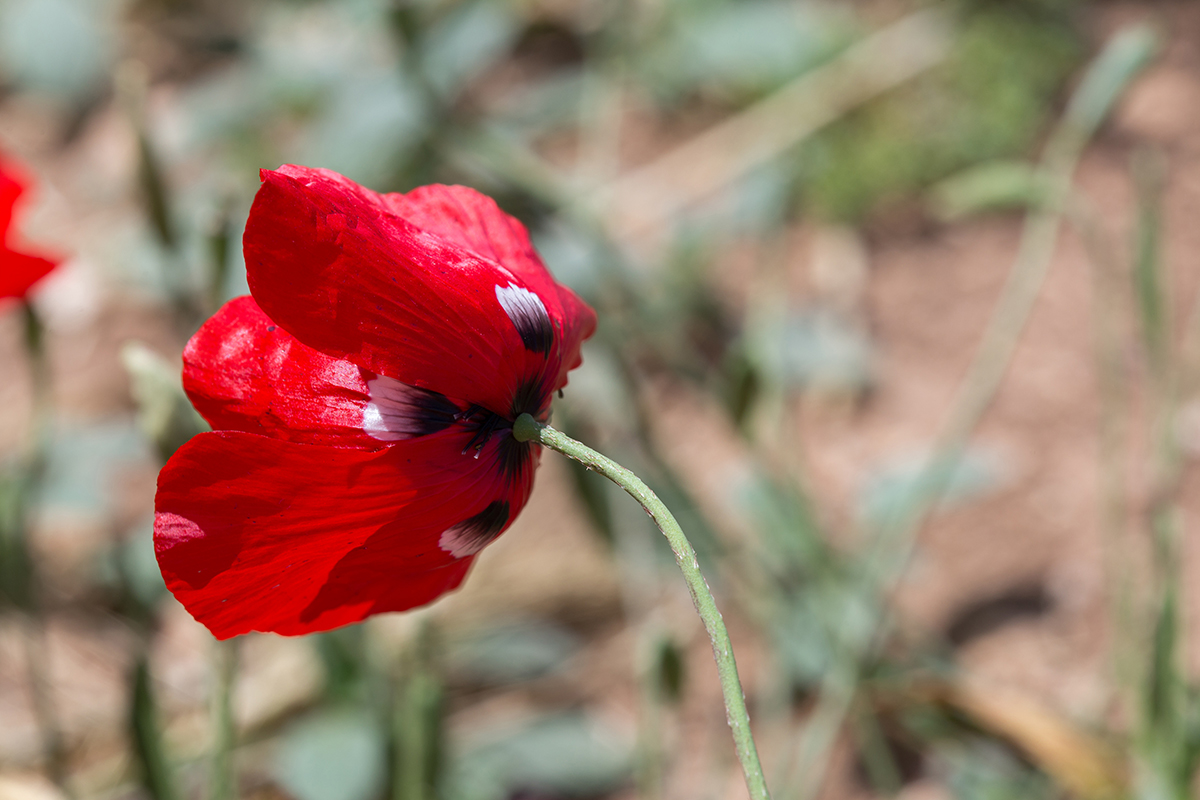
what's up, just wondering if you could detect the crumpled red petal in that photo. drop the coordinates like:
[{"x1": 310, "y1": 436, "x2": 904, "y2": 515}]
[
  {"x1": 0, "y1": 251, "x2": 58, "y2": 300},
  {"x1": 154, "y1": 427, "x2": 536, "y2": 638},
  {"x1": 183, "y1": 295, "x2": 386, "y2": 448},
  {"x1": 0, "y1": 159, "x2": 26, "y2": 234},
  {"x1": 0, "y1": 156, "x2": 60, "y2": 300},
  {"x1": 382, "y1": 184, "x2": 596, "y2": 392},
  {"x1": 244, "y1": 166, "x2": 591, "y2": 417}
]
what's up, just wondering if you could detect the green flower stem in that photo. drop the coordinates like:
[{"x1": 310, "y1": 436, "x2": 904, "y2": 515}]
[
  {"x1": 208, "y1": 638, "x2": 238, "y2": 800},
  {"x1": 512, "y1": 414, "x2": 770, "y2": 800},
  {"x1": 17, "y1": 300, "x2": 74, "y2": 796}
]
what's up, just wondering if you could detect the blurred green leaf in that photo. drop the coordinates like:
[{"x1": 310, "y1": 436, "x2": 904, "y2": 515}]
[
  {"x1": 1131, "y1": 149, "x2": 1167, "y2": 377},
  {"x1": 741, "y1": 474, "x2": 828, "y2": 577},
  {"x1": 772, "y1": 603, "x2": 834, "y2": 688},
  {"x1": 641, "y1": 1, "x2": 855, "y2": 100},
  {"x1": 741, "y1": 473, "x2": 875, "y2": 689},
  {"x1": 447, "y1": 617, "x2": 581, "y2": 685},
  {"x1": 121, "y1": 342, "x2": 209, "y2": 464},
  {"x1": 450, "y1": 712, "x2": 632, "y2": 800},
  {"x1": 274, "y1": 709, "x2": 387, "y2": 800},
  {"x1": 723, "y1": 350, "x2": 761, "y2": 431},
  {"x1": 938, "y1": 739, "x2": 1056, "y2": 800},
  {"x1": 1062, "y1": 24, "x2": 1157, "y2": 139},
  {"x1": 531, "y1": 224, "x2": 613, "y2": 300},
  {"x1": 0, "y1": 0, "x2": 116, "y2": 98},
  {"x1": 103, "y1": 517, "x2": 168, "y2": 614},
  {"x1": 420, "y1": 0, "x2": 521, "y2": 101},
  {"x1": 130, "y1": 651, "x2": 178, "y2": 800},
  {"x1": 801, "y1": 7, "x2": 1082, "y2": 221},
  {"x1": 0, "y1": 464, "x2": 34, "y2": 610},
  {"x1": 684, "y1": 165, "x2": 795, "y2": 238},
  {"x1": 205, "y1": 200, "x2": 236, "y2": 313},
  {"x1": 209, "y1": 639, "x2": 239, "y2": 800},
  {"x1": 315, "y1": 625, "x2": 368, "y2": 700},
  {"x1": 255, "y1": 0, "x2": 397, "y2": 104},
  {"x1": 852, "y1": 704, "x2": 905, "y2": 795},
  {"x1": 747, "y1": 307, "x2": 873, "y2": 392},
  {"x1": 858, "y1": 448, "x2": 1006, "y2": 529},
  {"x1": 489, "y1": 69, "x2": 589, "y2": 138},
  {"x1": 1182, "y1": 688, "x2": 1200, "y2": 790},
  {"x1": 35, "y1": 420, "x2": 151, "y2": 516},
  {"x1": 1145, "y1": 588, "x2": 1180, "y2": 736},
  {"x1": 1137, "y1": 585, "x2": 1192, "y2": 799},
  {"x1": 653, "y1": 635, "x2": 685, "y2": 705},
  {"x1": 773, "y1": 580, "x2": 877, "y2": 689},
  {"x1": 300, "y1": 72, "x2": 428, "y2": 186},
  {"x1": 930, "y1": 161, "x2": 1050, "y2": 220},
  {"x1": 394, "y1": 651, "x2": 445, "y2": 800},
  {"x1": 557, "y1": 342, "x2": 637, "y2": 433},
  {"x1": 132, "y1": 125, "x2": 178, "y2": 252},
  {"x1": 179, "y1": 67, "x2": 267, "y2": 151},
  {"x1": 642, "y1": 462, "x2": 727, "y2": 571}
]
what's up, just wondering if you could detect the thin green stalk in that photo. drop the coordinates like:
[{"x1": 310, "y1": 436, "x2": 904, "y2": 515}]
[
  {"x1": 21, "y1": 617, "x2": 72, "y2": 794},
  {"x1": 633, "y1": 625, "x2": 668, "y2": 800},
  {"x1": 1071, "y1": 198, "x2": 1137, "y2": 709},
  {"x1": 779, "y1": 26, "x2": 1157, "y2": 800},
  {"x1": 208, "y1": 639, "x2": 238, "y2": 800},
  {"x1": 16, "y1": 300, "x2": 75, "y2": 797},
  {"x1": 852, "y1": 701, "x2": 903, "y2": 796},
  {"x1": 393, "y1": 621, "x2": 445, "y2": 800},
  {"x1": 513, "y1": 414, "x2": 770, "y2": 800},
  {"x1": 130, "y1": 648, "x2": 178, "y2": 800},
  {"x1": 607, "y1": 470, "x2": 670, "y2": 800},
  {"x1": 1127, "y1": 147, "x2": 1193, "y2": 800}
]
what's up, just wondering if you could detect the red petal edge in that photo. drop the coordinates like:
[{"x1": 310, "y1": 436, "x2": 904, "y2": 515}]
[
  {"x1": 381, "y1": 183, "x2": 597, "y2": 395},
  {"x1": 244, "y1": 166, "x2": 595, "y2": 415},
  {"x1": 0, "y1": 156, "x2": 60, "y2": 300},
  {"x1": 183, "y1": 295, "x2": 385, "y2": 448},
  {"x1": 154, "y1": 428, "x2": 535, "y2": 639},
  {"x1": 0, "y1": 251, "x2": 58, "y2": 300}
]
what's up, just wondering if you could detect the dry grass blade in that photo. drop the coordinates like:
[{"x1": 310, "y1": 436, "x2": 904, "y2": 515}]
[
  {"x1": 929, "y1": 678, "x2": 1126, "y2": 800},
  {"x1": 589, "y1": 10, "x2": 952, "y2": 243},
  {"x1": 780, "y1": 25, "x2": 1155, "y2": 800}
]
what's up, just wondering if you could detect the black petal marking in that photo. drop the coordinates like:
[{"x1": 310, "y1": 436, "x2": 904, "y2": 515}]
[
  {"x1": 363, "y1": 375, "x2": 460, "y2": 441},
  {"x1": 455, "y1": 405, "x2": 535, "y2": 479},
  {"x1": 461, "y1": 406, "x2": 504, "y2": 458},
  {"x1": 496, "y1": 434, "x2": 534, "y2": 482},
  {"x1": 439, "y1": 500, "x2": 510, "y2": 557},
  {"x1": 495, "y1": 283, "x2": 553, "y2": 355},
  {"x1": 508, "y1": 375, "x2": 546, "y2": 419}
]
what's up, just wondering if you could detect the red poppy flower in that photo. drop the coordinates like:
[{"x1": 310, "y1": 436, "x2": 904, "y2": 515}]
[
  {"x1": 154, "y1": 166, "x2": 596, "y2": 639},
  {"x1": 1, "y1": 154, "x2": 60, "y2": 300}
]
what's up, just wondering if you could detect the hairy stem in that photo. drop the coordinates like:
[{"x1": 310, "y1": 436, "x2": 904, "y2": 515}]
[{"x1": 513, "y1": 414, "x2": 770, "y2": 800}]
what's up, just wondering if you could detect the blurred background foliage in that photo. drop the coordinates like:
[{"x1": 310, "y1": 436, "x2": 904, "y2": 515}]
[{"x1": 1, "y1": 0, "x2": 1197, "y2": 799}]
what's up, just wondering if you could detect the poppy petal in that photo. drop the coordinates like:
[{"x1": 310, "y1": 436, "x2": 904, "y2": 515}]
[
  {"x1": 0, "y1": 250, "x2": 58, "y2": 300},
  {"x1": 0, "y1": 160, "x2": 25, "y2": 235},
  {"x1": 381, "y1": 184, "x2": 597, "y2": 394},
  {"x1": 244, "y1": 166, "x2": 595, "y2": 417},
  {"x1": 245, "y1": 166, "x2": 547, "y2": 416},
  {"x1": 184, "y1": 295, "x2": 385, "y2": 448},
  {"x1": 154, "y1": 428, "x2": 536, "y2": 639},
  {"x1": 0, "y1": 155, "x2": 61, "y2": 300}
]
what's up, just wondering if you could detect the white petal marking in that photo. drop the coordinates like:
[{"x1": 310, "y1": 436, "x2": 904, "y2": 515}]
[
  {"x1": 362, "y1": 374, "x2": 458, "y2": 441},
  {"x1": 438, "y1": 501, "x2": 510, "y2": 558},
  {"x1": 495, "y1": 283, "x2": 552, "y2": 353},
  {"x1": 439, "y1": 525, "x2": 486, "y2": 558}
]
